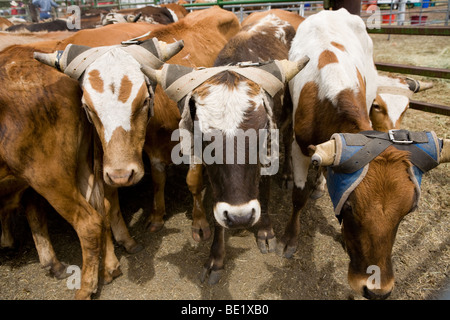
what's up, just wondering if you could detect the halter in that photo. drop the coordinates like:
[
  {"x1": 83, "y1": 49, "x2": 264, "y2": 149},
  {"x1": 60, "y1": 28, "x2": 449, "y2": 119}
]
[{"x1": 326, "y1": 129, "x2": 442, "y2": 221}]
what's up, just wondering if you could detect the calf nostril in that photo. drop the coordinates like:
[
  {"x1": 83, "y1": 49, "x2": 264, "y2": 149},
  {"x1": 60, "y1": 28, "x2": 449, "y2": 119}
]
[
  {"x1": 223, "y1": 210, "x2": 230, "y2": 226},
  {"x1": 127, "y1": 169, "x2": 135, "y2": 183},
  {"x1": 363, "y1": 286, "x2": 391, "y2": 300}
]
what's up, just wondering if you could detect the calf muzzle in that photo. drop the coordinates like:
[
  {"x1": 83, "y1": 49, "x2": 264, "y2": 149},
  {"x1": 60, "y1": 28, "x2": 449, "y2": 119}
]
[{"x1": 214, "y1": 200, "x2": 261, "y2": 229}]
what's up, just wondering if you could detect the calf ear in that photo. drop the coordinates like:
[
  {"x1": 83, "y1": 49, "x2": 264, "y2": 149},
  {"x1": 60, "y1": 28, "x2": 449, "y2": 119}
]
[{"x1": 34, "y1": 44, "x2": 92, "y2": 74}]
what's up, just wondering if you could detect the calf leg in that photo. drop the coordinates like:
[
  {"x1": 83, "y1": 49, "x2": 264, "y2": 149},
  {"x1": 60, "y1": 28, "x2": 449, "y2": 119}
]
[
  {"x1": 105, "y1": 185, "x2": 143, "y2": 254},
  {"x1": 99, "y1": 194, "x2": 122, "y2": 285},
  {"x1": 186, "y1": 164, "x2": 211, "y2": 242},
  {"x1": 0, "y1": 187, "x2": 26, "y2": 248},
  {"x1": 36, "y1": 184, "x2": 105, "y2": 300},
  {"x1": 280, "y1": 118, "x2": 294, "y2": 190},
  {"x1": 23, "y1": 190, "x2": 68, "y2": 279},
  {"x1": 256, "y1": 176, "x2": 276, "y2": 253},
  {"x1": 0, "y1": 211, "x2": 14, "y2": 249},
  {"x1": 200, "y1": 225, "x2": 225, "y2": 285},
  {"x1": 77, "y1": 159, "x2": 122, "y2": 286},
  {"x1": 145, "y1": 156, "x2": 166, "y2": 232},
  {"x1": 276, "y1": 142, "x2": 319, "y2": 258}
]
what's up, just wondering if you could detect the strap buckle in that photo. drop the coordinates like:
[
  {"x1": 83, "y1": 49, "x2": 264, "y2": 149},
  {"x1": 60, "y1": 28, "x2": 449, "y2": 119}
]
[
  {"x1": 388, "y1": 129, "x2": 413, "y2": 145},
  {"x1": 237, "y1": 61, "x2": 264, "y2": 68}
]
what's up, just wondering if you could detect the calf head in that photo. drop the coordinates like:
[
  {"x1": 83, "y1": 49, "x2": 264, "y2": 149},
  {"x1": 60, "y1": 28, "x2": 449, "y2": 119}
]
[
  {"x1": 311, "y1": 131, "x2": 450, "y2": 299},
  {"x1": 34, "y1": 38, "x2": 184, "y2": 186},
  {"x1": 371, "y1": 75, "x2": 433, "y2": 132},
  {"x1": 143, "y1": 58, "x2": 309, "y2": 228}
]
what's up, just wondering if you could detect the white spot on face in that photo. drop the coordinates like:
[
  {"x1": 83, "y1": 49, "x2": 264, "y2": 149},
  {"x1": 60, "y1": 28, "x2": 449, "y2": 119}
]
[
  {"x1": 214, "y1": 200, "x2": 261, "y2": 228},
  {"x1": 376, "y1": 75, "x2": 411, "y2": 126},
  {"x1": 378, "y1": 94, "x2": 409, "y2": 126},
  {"x1": 82, "y1": 48, "x2": 147, "y2": 143},
  {"x1": 193, "y1": 79, "x2": 264, "y2": 137}
]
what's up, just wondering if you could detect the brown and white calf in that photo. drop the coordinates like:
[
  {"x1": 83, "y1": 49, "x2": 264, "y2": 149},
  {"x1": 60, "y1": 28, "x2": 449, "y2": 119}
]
[
  {"x1": 0, "y1": 37, "x2": 183, "y2": 299},
  {"x1": 144, "y1": 13, "x2": 309, "y2": 284},
  {"x1": 278, "y1": 8, "x2": 445, "y2": 299}
]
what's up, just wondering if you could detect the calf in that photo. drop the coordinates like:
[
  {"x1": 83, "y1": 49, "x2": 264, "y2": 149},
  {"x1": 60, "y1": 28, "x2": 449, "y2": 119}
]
[
  {"x1": 278, "y1": 8, "x2": 447, "y2": 299},
  {"x1": 143, "y1": 13, "x2": 309, "y2": 283},
  {"x1": 1, "y1": 37, "x2": 183, "y2": 299}
]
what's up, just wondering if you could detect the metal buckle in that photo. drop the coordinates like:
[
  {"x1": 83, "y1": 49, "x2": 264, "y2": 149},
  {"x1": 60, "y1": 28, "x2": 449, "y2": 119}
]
[
  {"x1": 237, "y1": 61, "x2": 263, "y2": 67},
  {"x1": 388, "y1": 129, "x2": 413, "y2": 144}
]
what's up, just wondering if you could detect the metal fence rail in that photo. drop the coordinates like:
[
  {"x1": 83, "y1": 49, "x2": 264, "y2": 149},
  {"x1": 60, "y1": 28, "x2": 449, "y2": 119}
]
[{"x1": 1, "y1": 0, "x2": 449, "y2": 26}]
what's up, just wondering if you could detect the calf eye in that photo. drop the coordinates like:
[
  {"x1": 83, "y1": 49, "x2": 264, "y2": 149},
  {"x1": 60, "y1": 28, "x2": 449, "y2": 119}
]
[
  {"x1": 371, "y1": 103, "x2": 382, "y2": 112},
  {"x1": 342, "y1": 201, "x2": 352, "y2": 213}
]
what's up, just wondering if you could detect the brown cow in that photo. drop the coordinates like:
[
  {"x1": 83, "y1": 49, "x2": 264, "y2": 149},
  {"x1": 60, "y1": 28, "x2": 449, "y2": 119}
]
[
  {"x1": 279, "y1": 8, "x2": 448, "y2": 299},
  {"x1": 1, "y1": 36, "x2": 183, "y2": 299},
  {"x1": 0, "y1": 45, "x2": 109, "y2": 298},
  {"x1": 135, "y1": 6, "x2": 240, "y2": 238},
  {"x1": 144, "y1": 13, "x2": 308, "y2": 283}
]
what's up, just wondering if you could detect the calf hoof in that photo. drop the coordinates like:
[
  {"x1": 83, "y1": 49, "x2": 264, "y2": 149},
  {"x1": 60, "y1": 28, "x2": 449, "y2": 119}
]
[
  {"x1": 310, "y1": 189, "x2": 325, "y2": 200},
  {"x1": 50, "y1": 262, "x2": 70, "y2": 280},
  {"x1": 101, "y1": 266, "x2": 122, "y2": 285},
  {"x1": 275, "y1": 238, "x2": 297, "y2": 259},
  {"x1": 257, "y1": 237, "x2": 277, "y2": 254},
  {"x1": 75, "y1": 288, "x2": 93, "y2": 300},
  {"x1": 200, "y1": 267, "x2": 223, "y2": 285},
  {"x1": 146, "y1": 220, "x2": 164, "y2": 233},
  {"x1": 124, "y1": 241, "x2": 144, "y2": 254}
]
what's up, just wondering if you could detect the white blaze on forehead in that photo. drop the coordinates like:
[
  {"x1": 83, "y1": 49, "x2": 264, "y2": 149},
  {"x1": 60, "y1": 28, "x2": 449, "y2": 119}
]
[
  {"x1": 193, "y1": 80, "x2": 264, "y2": 137},
  {"x1": 378, "y1": 94, "x2": 409, "y2": 126},
  {"x1": 377, "y1": 75, "x2": 411, "y2": 126},
  {"x1": 81, "y1": 48, "x2": 147, "y2": 143},
  {"x1": 247, "y1": 13, "x2": 291, "y2": 45},
  {"x1": 289, "y1": 8, "x2": 378, "y2": 114}
]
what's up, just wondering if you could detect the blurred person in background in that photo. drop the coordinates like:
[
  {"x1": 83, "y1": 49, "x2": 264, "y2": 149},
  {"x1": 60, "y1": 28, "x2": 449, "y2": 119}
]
[{"x1": 32, "y1": 0, "x2": 58, "y2": 20}]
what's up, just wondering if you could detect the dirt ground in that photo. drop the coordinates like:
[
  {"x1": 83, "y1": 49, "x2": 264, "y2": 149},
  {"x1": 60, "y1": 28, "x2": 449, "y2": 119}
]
[{"x1": 0, "y1": 18, "x2": 449, "y2": 301}]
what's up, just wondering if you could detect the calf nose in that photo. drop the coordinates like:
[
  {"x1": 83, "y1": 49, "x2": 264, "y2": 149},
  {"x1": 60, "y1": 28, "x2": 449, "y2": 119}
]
[
  {"x1": 106, "y1": 169, "x2": 134, "y2": 186},
  {"x1": 214, "y1": 200, "x2": 261, "y2": 229},
  {"x1": 363, "y1": 286, "x2": 392, "y2": 300},
  {"x1": 104, "y1": 164, "x2": 139, "y2": 186}
]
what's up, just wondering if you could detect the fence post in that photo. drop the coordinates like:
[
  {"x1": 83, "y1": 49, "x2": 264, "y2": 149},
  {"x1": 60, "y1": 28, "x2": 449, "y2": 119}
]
[{"x1": 398, "y1": 0, "x2": 406, "y2": 25}]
